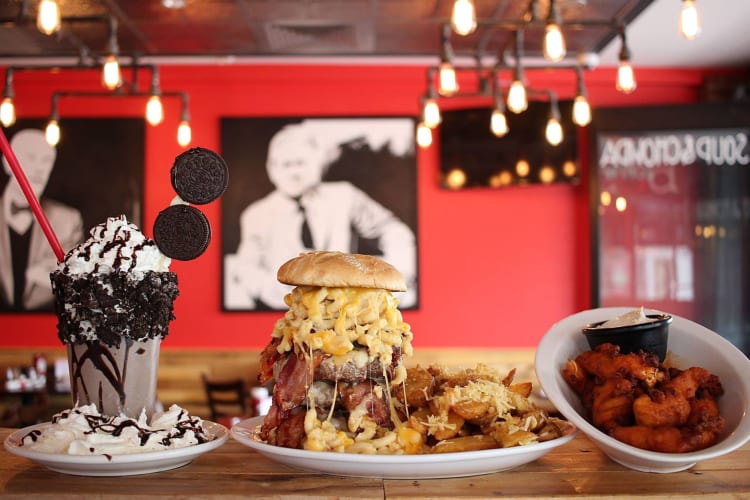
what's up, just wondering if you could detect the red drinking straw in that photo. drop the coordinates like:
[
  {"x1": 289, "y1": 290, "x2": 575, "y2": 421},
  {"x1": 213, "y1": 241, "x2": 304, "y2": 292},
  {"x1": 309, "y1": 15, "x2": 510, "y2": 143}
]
[{"x1": 0, "y1": 128, "x2": 65, "y2": 262}]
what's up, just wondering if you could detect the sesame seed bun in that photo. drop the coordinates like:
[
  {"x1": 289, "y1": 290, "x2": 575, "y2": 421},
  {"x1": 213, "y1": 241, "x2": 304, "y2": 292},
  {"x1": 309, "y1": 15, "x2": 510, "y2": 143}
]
[{"x1": 277, "y1": 251, "x2": 407, "y2": 291}]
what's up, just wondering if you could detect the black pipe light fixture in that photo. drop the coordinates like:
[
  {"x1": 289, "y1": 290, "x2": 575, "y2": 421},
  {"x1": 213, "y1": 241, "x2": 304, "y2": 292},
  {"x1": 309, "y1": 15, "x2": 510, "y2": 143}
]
[
  {"x1": 417, "y1": 0, "x2": 649, "y2": 153},
  {"x1": 0, "y1": 2, "x2": 192, "y2": 147}
]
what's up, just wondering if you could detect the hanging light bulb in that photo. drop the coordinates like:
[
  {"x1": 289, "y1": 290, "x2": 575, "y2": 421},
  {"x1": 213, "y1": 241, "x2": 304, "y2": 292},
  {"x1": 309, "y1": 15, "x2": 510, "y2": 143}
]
[
  {"x1": 146, "y1": 69, "x2": 164, "y2": 126},
  {"x1": 45, "y1": 96, "x2": 60, "y2": 146},
  {"x1": 416, "y1": 122, "x2": 433, "y2": 148},
  {"x1": 490, "y1": 108, "x2": 509, "y2": 138},
  {"x1": 45, "y1": 119, "x2": 60, "y2": 146},
  {"x1": 37, "y1": 0, "x2": 61, "y2": 35},
  {"x1": 451, "y1": 0, "x2": 477, "y2": 36},
  {"x1": 617, "y1": 60, "x2": 636, "y2": 94},
  {"x1": 545, "y1": 96, "x2": 564, "y2": 146},
  {"x1": 102, "y1": 17, "x2": 122, "y2": 90},
  {"x1": 422, "y1": 96, "x2": 441, "y2": 129},
  {"x1": 146, "y1": 95, "x2": 164, "y2": 126},
  {"x1": 543, "y1": 0, "x2": 566, "y2": 62},
  {"x1": 177, "y1": 97, "x2": 192, "y2": 146},
  {"x1": 0, "y1": 98, "x2": 15, "y2": 128},
  {"x1": 507, "y1": 30, "x2": 527, "y2": 114},
  {"x1": 177, "y1": 120, "x2": 192, "y2": 147},
  {"x1": 490, "y1": 76, "x2": 509, "y2": 137},
  {"x1": 438, "y1": 25, "x2": 459, "y2": 96},
  {"x1": 572, "y1": 68, "x2": 591, "y2": 127},
  {"x1": 616, "y1": 29, "x2": 637, "y2": 94},
  {"x1": 545, "y1": 117, "x2": 563, "y2": 146},
  {"x1": 572, "y1": 95, "x2": 591, "y2": 127},
  {"x1": 507, "y1": 80, "x2": 527, "y2": 114},
  {"x1": 102, "y1": 55, "x2": 122, "y2": 90},
  {"x1": 416, "y1": 122, "x2": 432, "y2": 148},
  {"x1": 438, "y1": 62, "x2": 458, "y2": 96},
  {"x1": 544, "y1": 24, "x2": 566, "y2": 62},
  {"x1": 679, "y1": 0, "x2": 701, "y2": 40},
  {"x1": 1, "y1": 71, "x2": 16, "y2": 127}
]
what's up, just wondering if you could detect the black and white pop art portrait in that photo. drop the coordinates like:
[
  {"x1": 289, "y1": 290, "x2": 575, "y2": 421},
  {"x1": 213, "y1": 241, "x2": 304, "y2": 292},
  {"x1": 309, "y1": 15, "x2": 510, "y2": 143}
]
[{"x1": 221, "y1": 117, "x2": 418, "y2": 311}]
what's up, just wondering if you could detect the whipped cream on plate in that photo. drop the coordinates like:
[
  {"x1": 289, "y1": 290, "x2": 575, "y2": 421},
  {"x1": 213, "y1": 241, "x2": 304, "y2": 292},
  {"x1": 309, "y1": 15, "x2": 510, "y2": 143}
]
[{"x1": 19, "y1": 404, "x2": 210, "y2": 456}]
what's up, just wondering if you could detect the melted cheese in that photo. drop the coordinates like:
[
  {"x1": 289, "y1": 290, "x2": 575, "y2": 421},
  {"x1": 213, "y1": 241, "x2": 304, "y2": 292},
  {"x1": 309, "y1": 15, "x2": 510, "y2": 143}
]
[
  {"x1": 272, "y1": 286, "x2": 413, "y2": 366},
  {"x1": 273, "y1": 285, "x2": 416, "y2": 453}
]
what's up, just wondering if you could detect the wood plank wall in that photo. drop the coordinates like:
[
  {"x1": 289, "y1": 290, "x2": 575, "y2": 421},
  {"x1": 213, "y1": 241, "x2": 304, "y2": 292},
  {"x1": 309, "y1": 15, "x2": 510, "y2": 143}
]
[{"x1": 1, "y1": 347, "x2": 536, "y2": 420}]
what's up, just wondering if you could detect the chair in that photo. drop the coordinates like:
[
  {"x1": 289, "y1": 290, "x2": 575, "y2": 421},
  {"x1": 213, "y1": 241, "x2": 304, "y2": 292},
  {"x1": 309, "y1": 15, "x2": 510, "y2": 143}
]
[{"x1": 201, "y1": 374, "x2": 254, "y2": 427}]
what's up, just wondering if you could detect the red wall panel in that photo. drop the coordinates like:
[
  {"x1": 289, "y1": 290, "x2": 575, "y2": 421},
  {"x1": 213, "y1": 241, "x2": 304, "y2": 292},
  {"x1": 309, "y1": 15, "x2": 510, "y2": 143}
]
[{"x1": 0, "y1": 63, "x2": 720, "y2": 350}]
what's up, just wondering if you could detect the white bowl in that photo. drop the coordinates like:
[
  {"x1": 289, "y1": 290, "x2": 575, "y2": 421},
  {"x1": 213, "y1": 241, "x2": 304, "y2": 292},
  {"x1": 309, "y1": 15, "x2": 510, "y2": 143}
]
[{"x1": 535, "y1": 306, "x2": 750, "y2": 473}]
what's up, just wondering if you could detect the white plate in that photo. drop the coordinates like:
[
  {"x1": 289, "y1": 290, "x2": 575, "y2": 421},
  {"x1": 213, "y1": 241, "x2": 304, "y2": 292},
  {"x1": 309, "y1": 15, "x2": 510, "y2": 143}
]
[
  {"x1": 4, "y1": 420, "x2": 229, "y2": 476},
  {"x1": 230, "y1": 416, "x2": 576, "y2": 479},
  {"x1": 536, "y1": 307, "x2": 750, "y2": 473}
]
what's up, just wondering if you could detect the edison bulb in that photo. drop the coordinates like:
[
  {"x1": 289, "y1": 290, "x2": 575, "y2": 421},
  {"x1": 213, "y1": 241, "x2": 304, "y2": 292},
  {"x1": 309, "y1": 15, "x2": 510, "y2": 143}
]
[
  {"x1": 177, "y1": 121, "x2": 192, "y2": 147},
  {"x1": 0, "y1": 98, "x2": 16, "y2": 127},
  {"x1": 616, "y1": 61, "x2": 637, "y2": 94},
  {"x1": 102, "y1": 55, "x2": 122, "y2": 90},
  {"x1": 146, "y1": 96, "x2": 164, "y2": 126},
  {"x1": 438, "y1": 63, "x2": 458, "y2": 96},
  {"x1": 451, "y1": 0, "x2": 477, "y2": 36},
  {"x1": 543, "y1": 23, "x2": 566, "y2": 62},
  {"x1": 422, "y1": 98, "x2": 441, "y2": 129},
  {"x1": 37, "y1": 0, "x2": 61, "y2": 35},
  {"x1": 572, "y1": 95, "x2": 591, "y2": 127},
  {"x1": 545, "y1": 117, "x2": 563, "y2": 146},
  {"x1": 507, "y1": 80, "x2": 527, "y2": 114},
  {"x1": 416, "y1": 122, "x2": 432, "y2": 148},
  {"x1": 680, "y1": 0, "x2": 701, "y2": 40},
  {"x1": 45, "y1": 119, "x2": 60, "y2": 146},
  {"x1": 490, "y1": 109, "x2": 508, "y2": 137}
]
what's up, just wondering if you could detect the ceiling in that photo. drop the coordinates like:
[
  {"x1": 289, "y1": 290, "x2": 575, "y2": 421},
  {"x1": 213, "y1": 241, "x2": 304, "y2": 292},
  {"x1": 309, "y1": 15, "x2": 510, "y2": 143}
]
[{"x1": 0, "y1": 0, "x2": 749, "y2": 69}]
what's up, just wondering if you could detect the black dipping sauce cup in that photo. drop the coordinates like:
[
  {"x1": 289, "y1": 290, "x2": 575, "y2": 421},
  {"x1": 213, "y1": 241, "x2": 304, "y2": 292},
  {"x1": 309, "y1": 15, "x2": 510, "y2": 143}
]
[{"x1": 582, "y1": 313, "x2": 672, "y2": 361}]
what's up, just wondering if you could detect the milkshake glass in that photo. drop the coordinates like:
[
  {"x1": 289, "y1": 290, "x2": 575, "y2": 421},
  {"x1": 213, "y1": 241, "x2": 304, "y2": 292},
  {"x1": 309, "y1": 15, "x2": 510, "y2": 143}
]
[{"x1": 50, "y1": 215, "x2": 178, "y2": 418}]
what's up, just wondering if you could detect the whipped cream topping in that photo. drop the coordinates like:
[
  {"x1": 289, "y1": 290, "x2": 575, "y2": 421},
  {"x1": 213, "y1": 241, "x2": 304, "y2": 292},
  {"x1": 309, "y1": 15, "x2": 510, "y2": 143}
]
[
  {"x1": 59, "y1": 215, "x2": 170, "y2": 279},
  {"x1": 20, "y1": 404, "x2": 210, "y2": 455}
]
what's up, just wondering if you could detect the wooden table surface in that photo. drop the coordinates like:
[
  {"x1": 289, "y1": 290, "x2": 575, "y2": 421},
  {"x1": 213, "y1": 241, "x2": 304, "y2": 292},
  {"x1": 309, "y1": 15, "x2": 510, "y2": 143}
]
[{"x1": 1, "y1": 427, "x2": 748, "y2": 499}]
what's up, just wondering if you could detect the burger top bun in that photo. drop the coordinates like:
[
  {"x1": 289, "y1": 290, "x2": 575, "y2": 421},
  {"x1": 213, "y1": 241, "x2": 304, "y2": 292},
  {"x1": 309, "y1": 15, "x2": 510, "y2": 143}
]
[{"x1": 277, "y1": 251, "x2": 407, "y2": 291}]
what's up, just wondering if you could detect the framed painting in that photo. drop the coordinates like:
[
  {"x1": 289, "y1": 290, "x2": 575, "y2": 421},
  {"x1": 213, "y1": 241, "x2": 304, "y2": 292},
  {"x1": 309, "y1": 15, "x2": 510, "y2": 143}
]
[
  {"x1": 221, "y1": 116, "x2": 418, "y2": 311},
  {"x1": 0, "y1": 118, "x2": 145, "y2": 313},
  {"x1": 590, "y1": 103, "x2": 750, "y2": 355}
]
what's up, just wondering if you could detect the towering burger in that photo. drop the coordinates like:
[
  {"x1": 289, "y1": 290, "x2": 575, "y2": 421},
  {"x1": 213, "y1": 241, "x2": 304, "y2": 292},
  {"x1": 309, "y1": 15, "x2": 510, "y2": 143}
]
[{"x1": 258, "y1": 251, "x2": 414, "y2": 451}]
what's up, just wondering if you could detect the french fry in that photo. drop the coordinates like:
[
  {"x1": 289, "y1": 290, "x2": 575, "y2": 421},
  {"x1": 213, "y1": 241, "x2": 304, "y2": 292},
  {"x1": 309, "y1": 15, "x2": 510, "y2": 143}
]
[{"x1": 430, "y1": 434, "x2": 499, "y2": 454}]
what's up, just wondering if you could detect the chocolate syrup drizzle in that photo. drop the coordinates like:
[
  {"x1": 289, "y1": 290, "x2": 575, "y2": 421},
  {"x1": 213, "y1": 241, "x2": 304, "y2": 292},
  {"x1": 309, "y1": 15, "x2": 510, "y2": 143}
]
[
  {"x1": 58, "y1": 216, "x2": 159, "y2": 275},
  {"x1": 68, "y1": 339, "x2": 131, "y2": 412}
]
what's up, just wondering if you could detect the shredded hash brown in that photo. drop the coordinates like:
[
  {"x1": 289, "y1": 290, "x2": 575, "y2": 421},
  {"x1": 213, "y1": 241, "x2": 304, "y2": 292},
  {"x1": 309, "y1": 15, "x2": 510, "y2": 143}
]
[{"x1": 301, "y1": 363, "x2": 573, "y2": 454}]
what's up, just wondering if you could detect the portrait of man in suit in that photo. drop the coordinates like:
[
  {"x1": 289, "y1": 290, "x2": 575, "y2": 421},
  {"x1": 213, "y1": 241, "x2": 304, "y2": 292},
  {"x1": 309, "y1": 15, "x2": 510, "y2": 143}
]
[
  {"x1": 1, "y1": 119, "x2": 145, "y2": 313},
  {"x1": 0, "y1": 128, "x2": 84, "y2": 311},
  {"x1": 222, "y1": 117, "x2": 418, "y2": 311}
]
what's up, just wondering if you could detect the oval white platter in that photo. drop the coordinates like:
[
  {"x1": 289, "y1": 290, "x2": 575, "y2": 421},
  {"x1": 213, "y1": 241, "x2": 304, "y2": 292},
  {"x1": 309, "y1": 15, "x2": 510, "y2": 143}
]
[{"x1": 231, "y1": 416, "x2": 576, "y2": 479}]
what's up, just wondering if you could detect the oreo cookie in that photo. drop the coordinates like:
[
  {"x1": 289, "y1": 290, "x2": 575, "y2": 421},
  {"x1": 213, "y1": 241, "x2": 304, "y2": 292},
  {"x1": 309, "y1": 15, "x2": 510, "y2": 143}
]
[
  {"x1": 153, "y1": 204, "x2": 211, "y2": 261},
  {"x1": 170, "y1": 147, "x2": 229, "y2": 205}
]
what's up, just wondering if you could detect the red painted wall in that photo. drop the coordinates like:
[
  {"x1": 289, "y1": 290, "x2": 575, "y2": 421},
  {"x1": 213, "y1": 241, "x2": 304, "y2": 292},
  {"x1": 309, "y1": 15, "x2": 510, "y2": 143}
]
[{"x1": 0, "y1": 63, "x2": 718, "y2": 350}]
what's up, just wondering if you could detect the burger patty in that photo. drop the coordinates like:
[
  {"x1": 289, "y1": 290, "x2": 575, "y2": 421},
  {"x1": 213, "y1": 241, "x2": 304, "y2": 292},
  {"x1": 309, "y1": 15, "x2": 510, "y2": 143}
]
[
  {"x1": 308, "y1": 379, "x2": 392, "y2": 427},
  {"x1": 259, "y1": 338, "x2": 403, "y2": 448},
  {"x1": 315, "y1": 347, "x2": 397, "y2": 382}
]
